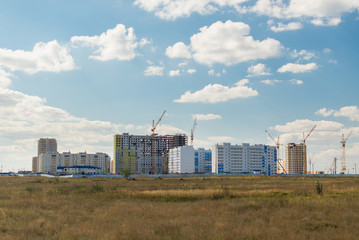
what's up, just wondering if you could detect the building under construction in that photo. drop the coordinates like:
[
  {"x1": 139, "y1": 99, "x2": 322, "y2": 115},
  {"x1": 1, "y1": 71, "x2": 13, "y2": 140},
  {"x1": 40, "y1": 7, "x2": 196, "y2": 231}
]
[
  {"x1": 113, "y1": 133, "x2": 187, "y2": 175},
  {"x1": 285, "y1": 143, "x2": 306, "y2": 174}
]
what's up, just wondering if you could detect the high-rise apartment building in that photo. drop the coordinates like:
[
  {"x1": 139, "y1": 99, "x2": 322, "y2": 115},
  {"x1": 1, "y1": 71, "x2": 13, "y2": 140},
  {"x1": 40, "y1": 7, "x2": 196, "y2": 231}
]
[
  {"x1": 168, "y1": 146, "x2": 195, "y2": 173},
  {"x1": 194, "y1": 148, "x2": 212, "y2": 173},
  {"x1": 113, "y1": 133, "x2": 188, "y2": 175},
  {"x1": 285, "y1": 143, "x2": 305, "y2": 174},
  {"x1": 38, "y1": 138, "x2": 57, "y2": 156},
  {"x1": 212, "y1": 143, "x2": 277, "y2": 176},
  {"x1": 32, "y1": 138, "x2": 57, "y2": 173}
]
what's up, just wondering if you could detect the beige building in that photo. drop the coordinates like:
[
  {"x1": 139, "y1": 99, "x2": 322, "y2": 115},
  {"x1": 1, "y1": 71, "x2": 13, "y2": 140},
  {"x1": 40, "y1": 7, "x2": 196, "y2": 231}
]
[
  {"x1": 39, "y1": 152, "x2": 110, "y2": 174},
  {"x1": 32, "y1": 157, "x2": 38, "y2": 173},
  {"x1": 38, "y1": 138, "x2": 57, "y2": 156},
  {"x1": 32, "y1": 138, "x2": 57, "y2": 173},
  {"x1": 285, "y1": 143, "x2": 306, "y2": 174}
]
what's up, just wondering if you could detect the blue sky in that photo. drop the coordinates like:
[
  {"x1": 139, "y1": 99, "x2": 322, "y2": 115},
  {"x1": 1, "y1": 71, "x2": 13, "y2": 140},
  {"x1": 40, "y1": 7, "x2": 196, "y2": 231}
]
[{"x1": 0, "y1": 0, "x2": 359, "y2": 173}]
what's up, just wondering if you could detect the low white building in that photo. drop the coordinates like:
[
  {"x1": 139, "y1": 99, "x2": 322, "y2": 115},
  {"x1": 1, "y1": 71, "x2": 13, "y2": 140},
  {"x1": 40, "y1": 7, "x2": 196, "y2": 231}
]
[
  {"x1": 195, "y1": 148, "x2": 212, "y2": 173},
  {"x1": 168, "y1": 146, "x2": 195, "y2": 173},
  {"x1": 212, "y1": 143, "x2": 277, "y2": 176},
  {"x1": 39, "y1": 152, "x2": 110, "y2": 174},
  {"x1": 57, "y1": 166, "x2": 101, "y2": 175}
]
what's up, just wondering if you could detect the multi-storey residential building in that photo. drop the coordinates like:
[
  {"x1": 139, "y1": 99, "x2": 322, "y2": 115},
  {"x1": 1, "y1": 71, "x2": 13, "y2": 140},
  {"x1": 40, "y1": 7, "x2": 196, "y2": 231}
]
[
  {"x1": 39, "y1": 152, "x2": 110, "y2": 174},
  {"x1": 285, "y1": 143, "x2": 305, "y2": 174},
  {"x1": 212, "y1": 143, "x2": 277, "y2": 176},
  {"x1": 32, "y1": 157, "x2": 38, "y2": 173},
  {"x1": 38, "y1": 138, "x2": 57, "y2": 156},
  {"x1": 194, "y1": 148, "x2": 212, "y2": 173},
  {"x1": 33, "y1": 138, "x2": 57, "y2": 173},
  {"x1": 113, "y1": 133, "x2": 187, "y2": 175},
  {"x1": 168, "y1": 146, "x2": 195, "y2": 173},
  {"x1": 39, "y1": 152, "x2": 58, "y2": 174}
]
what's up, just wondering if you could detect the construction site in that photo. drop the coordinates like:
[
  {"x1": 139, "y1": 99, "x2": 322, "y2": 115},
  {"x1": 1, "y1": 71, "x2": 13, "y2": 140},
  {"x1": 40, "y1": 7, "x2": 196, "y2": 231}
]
[{"x1": 110, "y1": 110, "x2": 356, "y2": 177}]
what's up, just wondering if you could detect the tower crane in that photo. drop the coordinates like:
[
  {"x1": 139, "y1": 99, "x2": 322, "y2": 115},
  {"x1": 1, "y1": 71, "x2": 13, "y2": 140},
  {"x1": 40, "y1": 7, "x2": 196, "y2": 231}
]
[
  {"x1": 302, "y1": 125, "x2": 317, "y2": 174},
  {"x1": 265, "y1": 130, "x2": 287, "y2": 174},
  {"x1": 341, "y1": 131, "x2": 353, "y2": 174},
  {"x1": 329, "y1": 157, "x2": 337, "y2": 174},
  {"x1": 151, "y1": 110, "x2": 166, "y2": 174},
  {"x1": 190, "y1": 118, "x2": 197, "y2": 146}
]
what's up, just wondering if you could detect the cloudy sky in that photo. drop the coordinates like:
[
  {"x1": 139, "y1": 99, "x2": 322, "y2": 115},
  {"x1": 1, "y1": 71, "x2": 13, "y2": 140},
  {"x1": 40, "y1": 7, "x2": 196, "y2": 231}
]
[{"x1": 0, "y1": 0, "x2": 359, "y2": 173}]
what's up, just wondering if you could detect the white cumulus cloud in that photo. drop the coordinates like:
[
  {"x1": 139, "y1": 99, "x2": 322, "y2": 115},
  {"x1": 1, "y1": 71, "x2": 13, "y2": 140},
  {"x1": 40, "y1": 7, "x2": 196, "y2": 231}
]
[
  {"x1": 71, "y1": 24, "x2": 141, "y2": 61},
  {"x1": 178, "y1": 61, "x2": 188, "y2": 67},
  {"x1": 187, "y1": 69, "x2": 196, "y2": 74},
  {"x1": 316, "y1": 108, "x2": 336, "y2": 117},
  {"x1": 323, "y1": 48, "x2": 332, "y2": 54},
  {"x1": 134, "y1": 0, "x2": 359, "y2": 28},
  {"x1": 311, "y1": 17, "x2": 342, "y2": 26},
  {"x1": 165, "y1": 42, "x2": 191, "y2": 59},
  {"x1": 0, "y1": 68, "x2": 12, "y2": 89},
  {"x1": 317, "y1": 106, "x2": 359, "y2": 122},
  {"x1": 274, "y1": 119, "x2": 343, "y2": 134},
  {"x1": 289, "y1": 79, "x2": 303, "y2": 85},
  {"x1": 174, "y1": 79, "x2": 258, "y2": 103},
  {"x1": 192, "y1": 114, "x2": 222, "y2": 121},
  {"x1": 144, "y1": 65, "x2": 164, "y2": 76},
  {"x1": 250, "y1": 0, "x2": 359, "y2": 26},
  {"x1": 0, "y1": 40, "x2": 75, "y2": 74},
  {"x1": 169, "y1": 69, "x2": 180, "y2": 76},
  {"x1": 334, "y1": 106, "x2": 359, "y2": 121},
  {"x1": 247, "y1": 63, "x2": 271, "y2": 77},
  {"x1": 190, "y1": 20, "x2": 282, "y2": 66},
  {"x1": 278, "y1": 63, "x2": 318, "y2": 73},
  {"x1": 133, "y1": 0, "x2": 246, "y2": 20},
  {"x1": 208, "y1": 69, "x2": 221, "y2": 77},
  {"x1": 270, "y1": 22, "x2": 303, "y2": 32},
  {"x1": 261, "y1": 79, "x2": 282, "y2": 85},
  {"x1": 290, "y1": 49, "x2": 316, "y2": 61}
]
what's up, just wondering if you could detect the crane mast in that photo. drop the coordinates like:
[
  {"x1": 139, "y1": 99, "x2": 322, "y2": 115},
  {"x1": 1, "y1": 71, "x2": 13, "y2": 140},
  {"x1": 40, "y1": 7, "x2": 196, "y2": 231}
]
[
  {"x1": 341, "y1": 131, "x2": 353, "y2": 174},
  {"x1": 265, "y1": 130, "x2": 287, "y2": 174},
  {"x1": 329, "y1": 157, "x2": 337, "y2": 174},
  {"x1": 151, "y1": 110, "x2": 166, "y2": 174},
  {"x1": 190, "y1": 118, "x2": 197, "y2": 146},
  {"x1": 302, "y1": 125, "x2": 316, "y2": 174}
]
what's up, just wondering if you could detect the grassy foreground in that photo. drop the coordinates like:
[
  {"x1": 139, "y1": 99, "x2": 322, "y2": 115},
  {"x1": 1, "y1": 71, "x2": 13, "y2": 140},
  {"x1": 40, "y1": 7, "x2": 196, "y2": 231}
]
[{"x1": 1, "y1": 176, "x2": 359, "y2": 240}]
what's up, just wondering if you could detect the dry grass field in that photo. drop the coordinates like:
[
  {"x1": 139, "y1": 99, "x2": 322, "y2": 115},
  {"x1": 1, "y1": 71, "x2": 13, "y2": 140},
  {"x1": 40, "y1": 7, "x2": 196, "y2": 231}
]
[{"x1": 1, "y1": 176, "x2": 359, "y2": 240}]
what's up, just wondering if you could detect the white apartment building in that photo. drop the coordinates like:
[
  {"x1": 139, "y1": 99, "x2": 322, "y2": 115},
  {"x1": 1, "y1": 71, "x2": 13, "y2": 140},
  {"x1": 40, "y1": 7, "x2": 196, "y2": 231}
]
[
  {"x1": 212, "y1": 143, "x2": 277, "y2": 176},
  {"x1": 168, "y1": 146, "x2": 195, "y2": 173},
  {"x1": 39, "y1": 152, "x2": 110, "y2": 174},
  {"x1": 194, "y1": 148, "x2": 212, "y2": 173}
]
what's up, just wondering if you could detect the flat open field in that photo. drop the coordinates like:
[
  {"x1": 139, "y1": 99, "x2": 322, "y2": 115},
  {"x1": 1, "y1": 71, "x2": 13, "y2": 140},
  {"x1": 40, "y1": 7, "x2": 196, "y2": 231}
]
[{"x1": 1, "y1": 176, "x2": 359, "y2": 240}]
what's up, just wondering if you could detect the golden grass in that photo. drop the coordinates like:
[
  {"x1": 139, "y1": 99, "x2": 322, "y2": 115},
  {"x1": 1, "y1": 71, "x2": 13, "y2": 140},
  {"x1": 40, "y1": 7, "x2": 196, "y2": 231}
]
[{"x1": 1, "y1": 176, "x2": 359, "y2": 239}]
